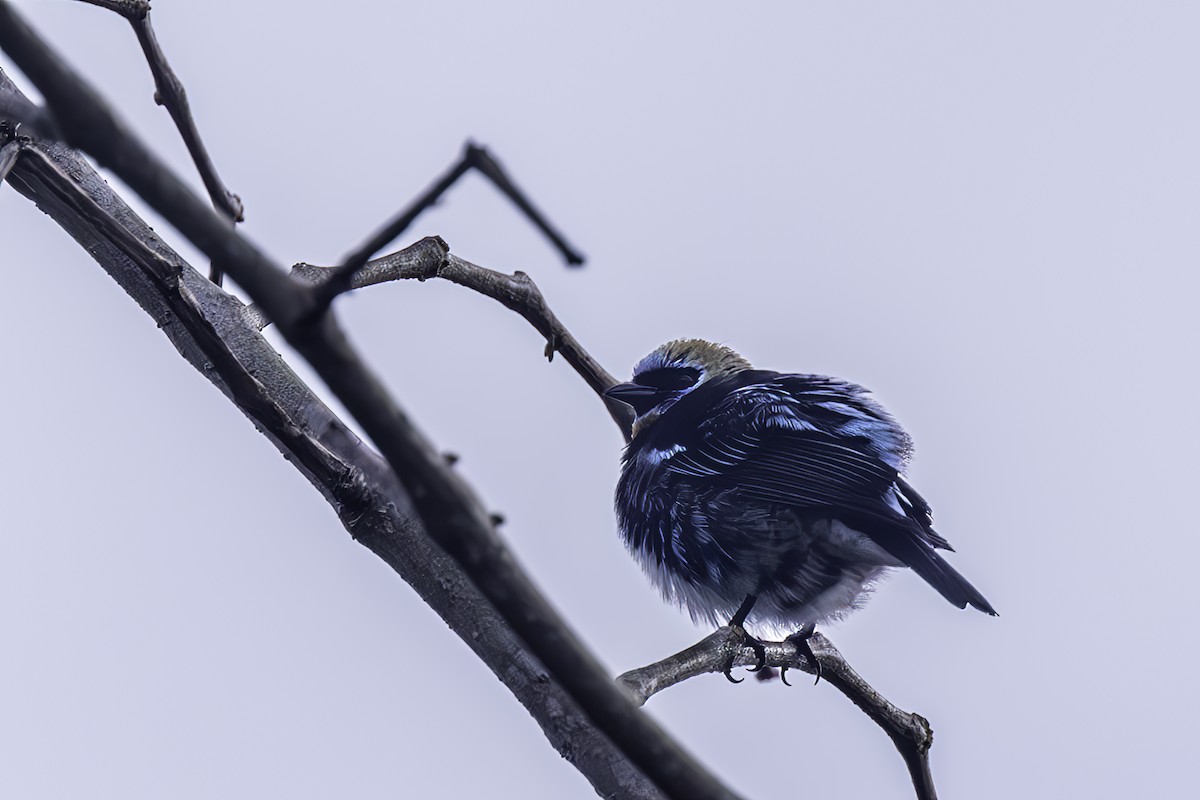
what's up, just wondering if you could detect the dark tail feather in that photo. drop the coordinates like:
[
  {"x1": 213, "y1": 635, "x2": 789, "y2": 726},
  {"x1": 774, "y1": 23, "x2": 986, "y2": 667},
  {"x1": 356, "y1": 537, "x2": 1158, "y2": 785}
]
[
  {"x1": 913, "y1": 545, "x2": 997, "y2": 616},
  {"x1": 865, "y1": 520, "x2": 997, "y2": 615}
]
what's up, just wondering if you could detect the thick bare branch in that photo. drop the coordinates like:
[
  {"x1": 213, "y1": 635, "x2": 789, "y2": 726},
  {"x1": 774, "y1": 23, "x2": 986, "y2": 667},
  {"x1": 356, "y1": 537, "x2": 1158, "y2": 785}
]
[
  {"x1": 0, "y1": 10, "x2": 301, "y2": 321},
  {"x1": 1, "y1": 130, "x2": 662, "y2": 799},
  {"x1": 0, "y1": 8, "x2": 735, "y2": 799},
  {"x1": 0, "y1": 85, "x2": 58, "y2": 138}
]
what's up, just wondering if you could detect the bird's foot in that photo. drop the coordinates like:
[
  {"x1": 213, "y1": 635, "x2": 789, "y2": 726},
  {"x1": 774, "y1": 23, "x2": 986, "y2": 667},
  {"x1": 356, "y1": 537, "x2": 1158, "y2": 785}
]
[
  {"x1": 722, "y1": 624, "x2": 767, "y2": 684},
  {"x1": 780, "y1": 623, "x2": 821, "y2": 686}
]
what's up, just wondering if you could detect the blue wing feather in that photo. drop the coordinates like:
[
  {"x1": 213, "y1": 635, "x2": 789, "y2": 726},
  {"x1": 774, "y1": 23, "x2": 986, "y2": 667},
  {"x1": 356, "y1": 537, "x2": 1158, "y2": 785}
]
[{"x1": 656, "y1": 374, "x2": 996, "y2": 615}]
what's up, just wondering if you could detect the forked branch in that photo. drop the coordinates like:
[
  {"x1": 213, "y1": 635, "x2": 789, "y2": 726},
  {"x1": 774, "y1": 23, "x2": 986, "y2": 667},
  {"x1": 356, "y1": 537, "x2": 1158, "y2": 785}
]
[
  {"x1": 308, "y1": 141, "x2": 585, "y2": 315},
  {"x1": 0, "y1": 133, "x2": 662, "y2": 800}
]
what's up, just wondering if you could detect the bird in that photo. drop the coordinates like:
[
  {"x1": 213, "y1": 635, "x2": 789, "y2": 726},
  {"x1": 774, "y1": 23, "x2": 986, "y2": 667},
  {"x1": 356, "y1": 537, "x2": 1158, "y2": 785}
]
[{"x1": 606, "y1": 339, "x2": 995, "y2": 680}]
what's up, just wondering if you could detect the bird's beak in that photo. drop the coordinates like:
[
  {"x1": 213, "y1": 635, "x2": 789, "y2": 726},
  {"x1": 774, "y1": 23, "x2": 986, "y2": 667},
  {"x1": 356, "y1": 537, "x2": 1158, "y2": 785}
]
[{"x1": 604, "y1": 382, "x2": 664, "y2": 416}]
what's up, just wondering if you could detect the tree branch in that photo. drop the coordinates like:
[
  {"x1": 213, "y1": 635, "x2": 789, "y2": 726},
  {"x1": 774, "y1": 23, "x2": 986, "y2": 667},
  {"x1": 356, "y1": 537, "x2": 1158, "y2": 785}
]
[
  {"x1": 309, "y1": 141, "x2": 585, "y2": 315},
  {"x1": 306, "y1": 149, "x2": 472, "y2": 310},
  {"x1": 75, "y1": 0, "x2": 243, "y2": 285},
  {"x1": 0, "y1": 85, "x2": 58, "y2": 138},
  {"x1": 467, "y1": 143, "x2": 585, "y2": 266},
  {"x1": 74, "y1": 0, "x2": 149, "y2": 19},
  {"x1": 1, "y1": 106, "x2": 665, "y2": 800},
  {"x1": 248, "y1": 245, "x2": 634, "y2": 437},
  {"x1": 616, "y1": 629, "x2": 938, "y2": 800},
  {"x1": 0, "y1": 7, "x2": 735, "y2": 799}
]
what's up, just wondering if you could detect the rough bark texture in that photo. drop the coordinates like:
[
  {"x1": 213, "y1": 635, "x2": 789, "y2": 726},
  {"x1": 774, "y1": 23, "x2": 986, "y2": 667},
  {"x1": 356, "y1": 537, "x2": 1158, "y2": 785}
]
[{"x1": 2, "y1": 121, "x2": 661, "y2": 800}]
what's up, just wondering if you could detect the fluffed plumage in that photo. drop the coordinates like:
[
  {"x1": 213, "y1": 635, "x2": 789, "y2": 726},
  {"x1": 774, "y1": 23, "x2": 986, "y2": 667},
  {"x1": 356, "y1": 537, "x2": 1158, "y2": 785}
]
[{"x1": 607, "y1": 339, "x2": 995, "y2": 637}]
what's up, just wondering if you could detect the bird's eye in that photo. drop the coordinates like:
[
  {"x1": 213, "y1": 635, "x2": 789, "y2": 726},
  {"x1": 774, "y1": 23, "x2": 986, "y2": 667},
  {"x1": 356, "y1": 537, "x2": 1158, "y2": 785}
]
[{"x1": 634, "y1": 367, "x2": 701, "y2": 391}]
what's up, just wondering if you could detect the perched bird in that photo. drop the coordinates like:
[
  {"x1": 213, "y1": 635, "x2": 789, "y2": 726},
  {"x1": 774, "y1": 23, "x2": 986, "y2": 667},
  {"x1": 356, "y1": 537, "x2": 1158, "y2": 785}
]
[{"x1": 606, "y1": 339, "x2": 995, "y2": 678}]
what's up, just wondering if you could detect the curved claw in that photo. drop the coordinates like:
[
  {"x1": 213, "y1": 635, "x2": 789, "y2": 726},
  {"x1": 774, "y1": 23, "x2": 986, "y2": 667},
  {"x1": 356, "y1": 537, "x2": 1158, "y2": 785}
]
[
  {"x1": 780, "y1": 666, "x2": 793, "y2": 687},
  {"x1": 721, "y1": 622, "x2": 765, "y2": 682},
  {"x1": 785, "y1": 624, "x2": 822, "y2": 686},
  {"x1": 745, "y1": 639, "x2": 767, "y2": 672}
]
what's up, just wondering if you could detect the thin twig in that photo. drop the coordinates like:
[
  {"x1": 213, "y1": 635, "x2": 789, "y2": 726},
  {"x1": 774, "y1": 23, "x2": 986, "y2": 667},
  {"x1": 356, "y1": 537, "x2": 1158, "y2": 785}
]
[
  {"x1": 308, "y1": 148, "x2": 476, "y2": 311},
  {"x1": 616, "y1": 629, "x2": 938, "y2": 800},
  {"x1": 76, "y1": 0, "x2": 243, "y2": 284},
  {"x1": 0, "y1": 8, "x2": 736, "y2": 799},
  {"x1": 0, "y1": 3, "x2": 307, "y2": 327},
  {"x1": 467, "y1": 143, "x2": 585, "y2": 266},
  {"x1": 309, "y1": 141, "x2": 586, "y2": 317},
  {"x1": 252, "y1": 242, "x2": 634, "y2": 437}
]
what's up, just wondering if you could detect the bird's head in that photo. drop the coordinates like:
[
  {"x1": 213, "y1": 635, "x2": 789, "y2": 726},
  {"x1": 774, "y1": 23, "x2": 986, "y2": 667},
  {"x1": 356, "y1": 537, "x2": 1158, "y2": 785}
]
[{"x1": 606, "y1": 339, "x2": 752, "y2": 435}]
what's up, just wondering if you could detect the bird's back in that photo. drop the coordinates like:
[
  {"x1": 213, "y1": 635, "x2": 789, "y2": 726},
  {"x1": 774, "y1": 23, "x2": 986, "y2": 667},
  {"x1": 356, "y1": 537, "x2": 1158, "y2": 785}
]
[{"x1": 615, "y1": 369, "x2": 995, "y2": 629}]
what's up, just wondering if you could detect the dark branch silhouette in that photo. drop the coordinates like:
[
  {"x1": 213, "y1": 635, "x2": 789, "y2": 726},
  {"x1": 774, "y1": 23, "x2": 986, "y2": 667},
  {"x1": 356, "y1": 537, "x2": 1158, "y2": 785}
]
[
  {"x1": 250, "y1": 246, "x2": 633, "y2": 437},
  {"x1": 0, "y1": 85, "x2": 58, "y2": 138},
  {"x1": 76, "y1": 0, "x2": 243, "y2": 284},
  {"x1": 309, "y1": 141, "x2": 585, "y2": 316},
  {"x1": 467, "y1": 144, "x2": 586, "y2": 266},
  {"x1": 0, "y1": 131, "x2": 663, "y2": 800}
]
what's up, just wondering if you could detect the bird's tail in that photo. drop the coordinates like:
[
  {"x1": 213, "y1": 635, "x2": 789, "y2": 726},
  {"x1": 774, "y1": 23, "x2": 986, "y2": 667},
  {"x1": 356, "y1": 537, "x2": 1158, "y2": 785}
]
[
  {"x1": 869, "y1": 520, "x2": 997, "y2": 615},
  {"x1": 910, "y1": 541, "x2": 997, "y2": 615}
]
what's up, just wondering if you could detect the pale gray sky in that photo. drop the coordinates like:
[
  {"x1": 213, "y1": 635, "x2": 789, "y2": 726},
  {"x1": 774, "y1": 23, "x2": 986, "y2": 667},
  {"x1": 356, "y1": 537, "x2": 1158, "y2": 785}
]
[{"x1": 2, "y1": 2, "x2": 1197, "y2": 798}]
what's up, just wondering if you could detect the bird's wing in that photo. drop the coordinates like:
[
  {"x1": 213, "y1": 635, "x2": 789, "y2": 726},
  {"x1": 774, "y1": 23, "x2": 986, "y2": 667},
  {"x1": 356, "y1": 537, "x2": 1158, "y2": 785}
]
[
  {"x1": 664, "y1": 386, "x2": 909, "y2": 524},
  {"x1": 663, "y1": 378, "x2": 995, "y2": 614}
]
